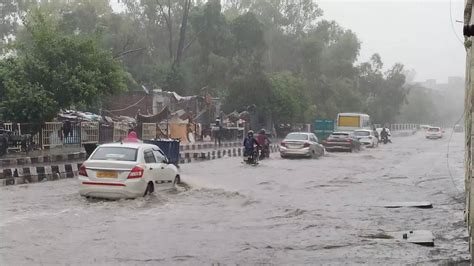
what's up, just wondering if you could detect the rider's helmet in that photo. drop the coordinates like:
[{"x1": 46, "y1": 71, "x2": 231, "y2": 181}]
[
  {"x1": 247, "y1": 130, "x2": 254, "y2": 137},
  {"x1": 259, "y1": 128, "x2": 266, "y2": 134}
]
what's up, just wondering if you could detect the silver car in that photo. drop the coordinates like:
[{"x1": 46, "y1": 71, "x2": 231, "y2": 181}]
[
  {"x1": 354, "y1": 129, "x2": 378, "y2": 148},
  {"x1": 279, "y1": 132, "x2": 325, "y2": 158}
]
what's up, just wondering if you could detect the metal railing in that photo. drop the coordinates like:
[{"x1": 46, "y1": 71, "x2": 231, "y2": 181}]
[
  {"x1": 142, "y1": 123, "x2": 157, "y2": 140},
  {"x1": 2, "y1": 121, "x2": 424, "y2": 152},
  {"x1": 3, "y1": 121, "x2": 114, "y2": 151},
  {"x1": 390, "y1": 124, "x2": 418, "y2": 132},
  {"x1": 81, "y1": 122, "x2": 99, "y2": 144},
  {"x1": 42, "y1": 122, "x2": 63, "y2": 148},
  {"x1": 113, "y1": 122, "x2": 128, "y2": 142}
]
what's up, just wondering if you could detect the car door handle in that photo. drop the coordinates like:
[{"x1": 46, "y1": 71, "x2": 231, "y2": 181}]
[
  {"x1": 149, "y1": 168, "x2": 153, "y2": 170},
  {"x1": 161, "y1": 167, "x2": 164, "y2": 169}
]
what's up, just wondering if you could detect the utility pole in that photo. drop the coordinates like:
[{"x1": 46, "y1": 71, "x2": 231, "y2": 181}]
[{"x1": 464, "y1": 0, "x2": 474, "y2": 259}]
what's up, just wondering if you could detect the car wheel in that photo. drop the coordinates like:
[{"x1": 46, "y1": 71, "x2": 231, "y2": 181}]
[
  {"x1": 174, "y1": 175, "x2": 181, "y2": 185},
  {"x1": 280, "y1": 154, "x2": 287, "y2": 159},
  {"x1": 144, "y1": 182, "x2": 154, "y2": 196}
]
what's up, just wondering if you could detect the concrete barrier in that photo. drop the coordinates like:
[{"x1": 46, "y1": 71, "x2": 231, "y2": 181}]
[
  {"x1": 0, "y1": 162, "x2": 82, "y2": 186},
  {"x1": 0, "y1": 144, "x2": 280, "y2": 187},
  {"x1": 391, "y1": 129, "x2": 418, "y2": 137},
  {"x1": 0, "y1": 152, "x2": 86, "y2": 168},
  {"x1": 178, "y1": 144, "x2": 279, "y2": 164}
]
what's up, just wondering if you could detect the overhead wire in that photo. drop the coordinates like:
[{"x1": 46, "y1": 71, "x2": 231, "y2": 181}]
[
  {"x1": 103, "y1": 96, "x2": 147, "y2": 113},
  {"x1": 445, "y1": 0, "x2": 466, "y2": 203},
  {"x1": 445, "y1": 107, "x2": 467, "y2": 204},
  {"x1": 450, "y1": 0, "x2": 465, "y2": 45}
]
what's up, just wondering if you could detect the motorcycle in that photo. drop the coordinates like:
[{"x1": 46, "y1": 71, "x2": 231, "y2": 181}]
[
  {"x1": 381, "y1": 135, "x2": 389, "y2": 144},
  {"x1": 259, "y1": 144, "x2": 270, "y2": 160},
  {"x1": 244, "y1": 147, "x2": 260, "y2": 165}
]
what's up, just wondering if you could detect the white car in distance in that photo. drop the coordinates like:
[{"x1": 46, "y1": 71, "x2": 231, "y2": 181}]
[
  {"x1": 353, "y1": 129, "x2": 378, "y2": 148},
  {"x1": 425, "y1": 127, "x2": 443, "y2": 139},
  {"x1": 79, "y1": 142, "x2": 179, "y2": 199}
]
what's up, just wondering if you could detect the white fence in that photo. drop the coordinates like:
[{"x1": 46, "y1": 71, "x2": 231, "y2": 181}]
[
  {"x1": 113, "y1": 122, "x2": 129, "y2": 142},
  {"x1": 142, "y1": 123, "x2": 157, "y2": 140},
  {"x1": 81, "y1": 122, "x2": 99, "y2": 144},
  {"x1": 373, "y1": 123, "x2": 418, "y2": 132},
  {"x1": 390, "y1": 124, "x2": 418, "y2": 132}
]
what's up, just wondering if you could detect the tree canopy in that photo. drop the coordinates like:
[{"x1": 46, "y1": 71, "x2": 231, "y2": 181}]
[
  {"x1": 1, "y1": 0, "x2": 437, "y2": 128},
  {"x1": 0, "y1": 9, "x2": 127, "y2": 131}
]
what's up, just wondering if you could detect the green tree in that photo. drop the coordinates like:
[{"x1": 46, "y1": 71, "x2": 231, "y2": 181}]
[
  {"x1": 0, "y1": 10, "x2": 127, "y2": 131},
  {"x1": 230, "y1": 12, "x2": 266, "y2": 73},
  {"x1": 188, "y1": 0, "x2": 232, "y2": 90},
  {"x1": 224, "y1": 70, "x2": 273, "y2": 128},
  {"x1": 359, "y1": 54, "x2": 408, "y2": 123},
  {"x1": 268, "y1": 72, "x2": 307, "y2": 124}
]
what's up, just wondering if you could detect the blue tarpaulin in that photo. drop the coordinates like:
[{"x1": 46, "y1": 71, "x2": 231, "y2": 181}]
[{"x1": 144, "y1": 139, "x2": 181, "y2": 165}]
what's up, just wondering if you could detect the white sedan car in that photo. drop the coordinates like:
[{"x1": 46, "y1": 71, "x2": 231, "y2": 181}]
[
  {"x1": 79, "y1": 142, "x2": 179, "y2": 199},
  {"x1": 279, "y1": 132, "x2": 325, "y2": 158},
  {"x1": 353, "y1": 129, "x2": 378, "y2": 148},
  {"x1": 426, "y1": 127, "x2": 443, "y2": 139}
]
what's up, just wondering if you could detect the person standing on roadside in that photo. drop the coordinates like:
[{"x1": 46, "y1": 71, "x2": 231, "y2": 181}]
[{"x1": 214, "y1": 118, "x2": 222, "y2": 147}]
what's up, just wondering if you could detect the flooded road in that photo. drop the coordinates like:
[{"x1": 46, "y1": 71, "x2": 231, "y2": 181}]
[{"x1": 0, "y1": 131, "x2": 469, "y2": 264}]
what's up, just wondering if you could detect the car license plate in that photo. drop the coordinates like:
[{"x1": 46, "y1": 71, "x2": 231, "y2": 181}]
[{"x1": 96, "y1": 171, "x2": 117, "y2": 178}]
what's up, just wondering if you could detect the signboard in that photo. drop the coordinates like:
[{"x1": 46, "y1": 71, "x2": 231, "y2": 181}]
[
  {"x1": 338, "y1": 116, "x2": 360, "y2": 127},
  {"x1": 314, "y1": 119, "x2": 334, "y2": 141}
]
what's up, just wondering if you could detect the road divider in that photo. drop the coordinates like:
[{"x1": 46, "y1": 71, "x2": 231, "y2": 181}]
[
  {"x1": 0, "y1": 152, "x2": 86, "y2": 168},
  {"x1": 391, "y1": 129, "x2": 418, "y2": 137},
  {"x1": 0, "y1": 144, "x2": 280, "y2": 187},
  {"x1": 178, "y1": 144, "x2": 279, "y2": 164},
  {"x1": 0, "y1": 142, "x2": 242, "y2": 168},
  {"x1": 0, "y1": 162, "x2": 82, "y2": 186},
  {"x1": 179, "y1": 141, "x2": 241, "y2": 151}
]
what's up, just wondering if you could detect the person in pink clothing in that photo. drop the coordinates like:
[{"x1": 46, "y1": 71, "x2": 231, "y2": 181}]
[{"x1": 123, "y1": 130, "x2": 140, "y2": 143}]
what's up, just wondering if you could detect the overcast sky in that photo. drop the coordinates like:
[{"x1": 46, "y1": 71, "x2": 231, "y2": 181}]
[
  {"x1": 318, "y1": 0, "x2": 465, "y2": 83},
  {"x1": 111, "y1": 0, "x2": 465, "y2": 83}
]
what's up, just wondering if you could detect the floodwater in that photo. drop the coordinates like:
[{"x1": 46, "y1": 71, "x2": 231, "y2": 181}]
[{"x1": 0, "y1": 131, "x2": 469, "y2": 264}]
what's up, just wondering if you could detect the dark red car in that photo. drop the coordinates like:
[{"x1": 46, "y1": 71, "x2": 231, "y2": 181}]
[{"x1": 323, "y1": 132, "x2": 361, "y2": 152}]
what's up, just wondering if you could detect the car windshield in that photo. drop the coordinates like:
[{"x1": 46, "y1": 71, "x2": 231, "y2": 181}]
[
  {"x1": 354, "y1": 131, "x2": 370, "y2": 136},
  {"x1": 286, "y1": 133, "x2": 309, "y2": 140},
  {"x1": 428, "y1": 128, "x2": 440, "y2": 132},
  {"x1": 90, "y1": 147, "x2": 138, "y2": 161}
]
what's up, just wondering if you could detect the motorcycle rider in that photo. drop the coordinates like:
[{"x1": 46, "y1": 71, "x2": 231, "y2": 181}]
[
  {"x1": 372, "y1": 125, "x2": 379, "y2": 141},
  {"x1": 243, "y1": 130, "x2": 261, "y2": 163},
  {"x1": 381, "y1": 127, "x2": 389, "y2": 144},
  {"x1": 256, "y1": 129, "x2": 271, "y2": 159}
]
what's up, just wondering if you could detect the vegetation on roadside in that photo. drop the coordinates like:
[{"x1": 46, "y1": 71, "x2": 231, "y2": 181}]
[{"x1": 1, "y1": 0, "x2": 434, "y2": 128}]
